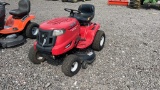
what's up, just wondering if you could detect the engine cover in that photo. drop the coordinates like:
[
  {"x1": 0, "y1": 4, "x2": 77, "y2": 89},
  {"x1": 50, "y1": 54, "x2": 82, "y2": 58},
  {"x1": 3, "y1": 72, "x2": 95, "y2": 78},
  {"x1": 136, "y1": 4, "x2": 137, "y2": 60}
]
[{"x1": 39, "y1": 17, "x2": 80, "y2": 30}]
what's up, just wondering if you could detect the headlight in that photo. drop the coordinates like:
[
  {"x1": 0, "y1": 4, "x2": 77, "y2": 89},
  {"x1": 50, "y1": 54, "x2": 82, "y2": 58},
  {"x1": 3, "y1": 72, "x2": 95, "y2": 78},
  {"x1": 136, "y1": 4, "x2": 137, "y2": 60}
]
[{"x1": 52, "y1": 30, "x2": 65, "y2": 36}]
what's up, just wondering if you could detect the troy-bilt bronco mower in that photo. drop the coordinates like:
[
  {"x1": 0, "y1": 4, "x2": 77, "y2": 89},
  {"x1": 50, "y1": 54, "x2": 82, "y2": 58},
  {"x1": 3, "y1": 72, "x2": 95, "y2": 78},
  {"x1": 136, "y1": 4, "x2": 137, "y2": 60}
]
[
  {"x1": 28, "y1": 4, "x2": 105, "y2": 77},
  {"x1": 108, "y1": 0, "x2": 160, "y2": 9},
  {"x1": 62, "y1": 0, "x2": 91, "y2": 3},
  {"x1": 0, "y1": 0, "x2": 39, "y2": 48}
]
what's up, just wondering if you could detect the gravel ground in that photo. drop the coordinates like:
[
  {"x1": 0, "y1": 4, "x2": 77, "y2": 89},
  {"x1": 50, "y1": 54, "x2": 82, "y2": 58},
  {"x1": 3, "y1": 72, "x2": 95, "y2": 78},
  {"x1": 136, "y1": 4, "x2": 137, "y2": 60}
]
[{"x1": 1, "y1": 0, "x2": 160, "y2": 90}]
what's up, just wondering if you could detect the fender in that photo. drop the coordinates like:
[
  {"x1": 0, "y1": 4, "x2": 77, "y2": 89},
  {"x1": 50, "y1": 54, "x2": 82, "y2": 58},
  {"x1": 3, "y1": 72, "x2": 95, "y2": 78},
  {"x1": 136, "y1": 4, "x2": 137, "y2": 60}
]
[{"x1": 0, "y1": 15, "x2": 35, "y2": 34}]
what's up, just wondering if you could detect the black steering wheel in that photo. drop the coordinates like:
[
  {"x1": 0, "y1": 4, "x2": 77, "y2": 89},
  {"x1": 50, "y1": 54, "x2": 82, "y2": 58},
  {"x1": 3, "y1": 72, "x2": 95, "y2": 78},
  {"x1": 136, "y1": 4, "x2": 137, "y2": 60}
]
[
  {"x1": 64, "y1": 8, "x2": 81, "y2": 17},
  {"x1": 0, "y1": 2, "x2": 10, "y2": 6}
]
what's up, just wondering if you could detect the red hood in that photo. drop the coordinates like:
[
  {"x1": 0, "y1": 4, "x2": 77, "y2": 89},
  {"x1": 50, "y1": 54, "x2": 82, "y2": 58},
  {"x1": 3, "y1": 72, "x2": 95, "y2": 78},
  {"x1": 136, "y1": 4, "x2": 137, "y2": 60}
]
[{"x1": 39, "y1": 17, "x2": 77, "y2": 30}]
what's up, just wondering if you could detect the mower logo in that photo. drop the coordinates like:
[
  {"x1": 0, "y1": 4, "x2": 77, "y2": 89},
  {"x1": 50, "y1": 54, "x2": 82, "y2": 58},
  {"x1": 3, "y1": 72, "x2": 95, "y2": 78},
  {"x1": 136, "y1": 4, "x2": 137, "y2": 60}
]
[{"x1": 42, "y1": 38, "x2": 47, "y2": 46}]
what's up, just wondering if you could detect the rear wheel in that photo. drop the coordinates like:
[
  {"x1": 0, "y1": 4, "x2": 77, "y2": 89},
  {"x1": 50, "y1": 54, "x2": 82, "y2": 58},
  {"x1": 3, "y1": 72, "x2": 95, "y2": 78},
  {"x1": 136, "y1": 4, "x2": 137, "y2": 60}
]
[
  {"x1": 28, "y1": 46, "x2": 45, "y2": 64},
  {"x1": 62, "y1": 55, "x2": 81, "y2": 77},
  {"x1": 71, "y1": 0, "x2": 78, "y2": 3},
  {"x1": 91, "y1": 30, "x2": 105, "y2": 51},
  {"x1": 25, "y1": 22, "x2": 39, "y2": 39}
]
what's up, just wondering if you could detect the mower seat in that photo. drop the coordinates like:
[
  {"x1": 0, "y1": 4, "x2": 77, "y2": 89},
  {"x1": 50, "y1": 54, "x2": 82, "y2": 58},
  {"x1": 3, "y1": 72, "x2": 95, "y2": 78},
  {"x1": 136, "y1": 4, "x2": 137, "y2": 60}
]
[
  {"x1": 74, "y1": 4, "x2": 95, "y2": 24},
  {"x1": 9, "y1": 0, "x2": 30, "y2": 19}
]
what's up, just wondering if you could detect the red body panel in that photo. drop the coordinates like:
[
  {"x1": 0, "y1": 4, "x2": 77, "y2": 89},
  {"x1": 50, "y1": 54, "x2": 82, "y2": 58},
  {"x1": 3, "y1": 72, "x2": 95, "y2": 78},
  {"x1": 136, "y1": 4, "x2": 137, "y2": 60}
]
[
  {"x1": 76, "y1": 23, "x2": 100, "y2": 49},
  {"x1": 0, "y1": 15, "x2": 35, "y2": 34}
]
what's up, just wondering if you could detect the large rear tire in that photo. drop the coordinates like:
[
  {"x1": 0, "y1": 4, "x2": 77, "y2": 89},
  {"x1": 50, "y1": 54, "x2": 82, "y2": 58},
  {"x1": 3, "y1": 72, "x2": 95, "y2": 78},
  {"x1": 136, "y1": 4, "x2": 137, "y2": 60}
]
[
  {"x1": 25, "y1": 22, "x2": 39, "y2": 39},
  {"x1": 91, "y1": 30, "x2": 105, "y2": 51},
  {"x1": 62, "y1": 55, "x2": 81, "y2": 77},
  {"x1": 28, "y1": 46, "x2": 45, "y2": 64}
]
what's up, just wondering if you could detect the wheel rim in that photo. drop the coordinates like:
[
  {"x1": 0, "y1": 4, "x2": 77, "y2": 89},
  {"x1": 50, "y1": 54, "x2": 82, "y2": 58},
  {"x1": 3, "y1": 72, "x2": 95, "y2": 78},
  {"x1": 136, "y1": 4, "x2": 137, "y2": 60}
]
[
  {"x1": 100, "y1": 36, "x2": 105, "y2": 46},
  {"x1": 32, "y1": 27, "x2": 39, "y2": 36},
  {"x1": 71, "y1": 62, "x2": 78, "y2": 72},
  {"x1": 36, "y1": 53, "x2": 44, "y2": 61}
]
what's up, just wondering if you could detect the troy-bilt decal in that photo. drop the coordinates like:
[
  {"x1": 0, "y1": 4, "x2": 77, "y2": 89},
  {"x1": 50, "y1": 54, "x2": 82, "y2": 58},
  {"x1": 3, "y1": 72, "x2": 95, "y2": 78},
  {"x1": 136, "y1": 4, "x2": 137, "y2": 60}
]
[{"x1": 42, "y1": 38, "x2": 47, "y2": 46}]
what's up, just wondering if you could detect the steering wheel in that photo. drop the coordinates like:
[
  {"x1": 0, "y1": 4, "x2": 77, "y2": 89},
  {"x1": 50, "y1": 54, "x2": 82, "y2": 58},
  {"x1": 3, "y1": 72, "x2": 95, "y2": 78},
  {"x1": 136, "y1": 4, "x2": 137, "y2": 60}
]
[
  {"x1": 0, "y1": 2, "x2": 10, "y2": 6},
  {"x1": 64, "y1": 8, "x2": 81, "y2": 17}
]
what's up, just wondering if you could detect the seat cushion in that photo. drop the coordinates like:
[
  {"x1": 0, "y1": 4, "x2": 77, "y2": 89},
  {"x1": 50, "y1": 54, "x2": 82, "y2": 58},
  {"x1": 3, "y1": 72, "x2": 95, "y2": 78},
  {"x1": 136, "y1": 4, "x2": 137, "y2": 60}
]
[
  {"x1": 9, "y1": 9, "x2": 28, "y2": 17},
  {"x1": 74, "y1": 13, "x2": 94, "y2": 23}
]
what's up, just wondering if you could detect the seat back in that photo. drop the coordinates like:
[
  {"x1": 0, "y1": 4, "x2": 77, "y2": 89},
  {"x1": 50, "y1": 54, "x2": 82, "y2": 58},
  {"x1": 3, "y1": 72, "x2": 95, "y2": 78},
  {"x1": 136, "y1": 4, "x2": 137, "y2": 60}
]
[
  {"x1": 9, "y1": 0, "x2": 30, "y2": 18},
  {"x1": 18, "y1": 0, "x2": 30, "y2": 14},
  {"x1": 78, "y1": 4, "x2": 95, "y2": 15},
  {"x1": 76, "y1": 4, "x2": 95, "y2": 24}
]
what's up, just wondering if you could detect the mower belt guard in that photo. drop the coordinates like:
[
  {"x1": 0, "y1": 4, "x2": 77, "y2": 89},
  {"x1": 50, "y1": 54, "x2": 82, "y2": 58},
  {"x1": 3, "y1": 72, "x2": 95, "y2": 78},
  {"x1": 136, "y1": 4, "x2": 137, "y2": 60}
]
[{"x1": 108, "y1": 0, "x2": 129, "y2": 6}]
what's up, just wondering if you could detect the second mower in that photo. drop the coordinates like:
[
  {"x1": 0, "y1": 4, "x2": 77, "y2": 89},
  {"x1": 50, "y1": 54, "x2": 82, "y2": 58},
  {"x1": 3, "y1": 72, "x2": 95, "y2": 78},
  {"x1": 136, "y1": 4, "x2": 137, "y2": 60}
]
[{"x1": 0, "y1": 0, "x2": 39, "y2": 48}]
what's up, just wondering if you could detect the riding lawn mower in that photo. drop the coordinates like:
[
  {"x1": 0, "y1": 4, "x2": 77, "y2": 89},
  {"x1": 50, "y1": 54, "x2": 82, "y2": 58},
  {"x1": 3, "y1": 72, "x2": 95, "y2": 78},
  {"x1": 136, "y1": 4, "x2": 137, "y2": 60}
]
[
  {"x1": 28, "y1": 4, "x2": 106, "y2": 77},
  {"x1": 0, "y1": 0, "x2": 39, "y2": 48}
]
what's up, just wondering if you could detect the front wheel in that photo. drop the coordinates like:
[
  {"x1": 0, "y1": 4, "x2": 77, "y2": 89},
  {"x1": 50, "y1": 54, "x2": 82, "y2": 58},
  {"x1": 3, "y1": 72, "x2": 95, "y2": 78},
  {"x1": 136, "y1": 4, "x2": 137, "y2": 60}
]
[
  {"x1": 25, "y1": 22, "x2": 39, "y2": 39},
  {"x1": 91, "y1": 30, "x2": 105, "y2": 51},
  {"x1": 62, "y1": 55, "x2": 81, "y2": 77},
  {"x1": 28, "y1": 46, "x2": 45, "y2": 64}
]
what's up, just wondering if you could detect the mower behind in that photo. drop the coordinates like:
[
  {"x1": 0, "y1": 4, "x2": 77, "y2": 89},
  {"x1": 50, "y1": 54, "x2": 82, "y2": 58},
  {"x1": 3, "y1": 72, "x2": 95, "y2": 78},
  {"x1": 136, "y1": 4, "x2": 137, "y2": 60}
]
[
  {"x1": 0, "y1": 0, "x2": 39, "y2": 48},
  {"x1": 28, "y1": 4, "x2": 106, "y2": 77}
]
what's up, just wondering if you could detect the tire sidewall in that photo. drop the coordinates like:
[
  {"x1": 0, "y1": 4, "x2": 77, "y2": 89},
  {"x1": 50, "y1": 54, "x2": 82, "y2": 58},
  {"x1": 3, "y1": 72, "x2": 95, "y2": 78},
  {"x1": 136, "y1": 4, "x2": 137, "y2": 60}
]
[
  {"x1": 25, "y1": 22, "x2": 39, "y2": 39},
  {"x1": 62, "y1": 55, "x2": 81, "y2": 77},
  {"x1": 92, "y1": 30, "x2": 105, "y2": 51},
  {"x1": 28, "y1": 46, "x2": 44, "y2": 64}
]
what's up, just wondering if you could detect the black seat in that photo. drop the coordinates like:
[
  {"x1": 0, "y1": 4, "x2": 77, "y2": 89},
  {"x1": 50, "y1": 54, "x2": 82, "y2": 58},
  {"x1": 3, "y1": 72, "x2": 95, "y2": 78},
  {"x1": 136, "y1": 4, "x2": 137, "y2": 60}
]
[
  {"x1": 74, "y1": 4, "x2": 95, "y2": 24},
  {"x1": 9, "y1": 0, "x2": 30, "y2": 18}
]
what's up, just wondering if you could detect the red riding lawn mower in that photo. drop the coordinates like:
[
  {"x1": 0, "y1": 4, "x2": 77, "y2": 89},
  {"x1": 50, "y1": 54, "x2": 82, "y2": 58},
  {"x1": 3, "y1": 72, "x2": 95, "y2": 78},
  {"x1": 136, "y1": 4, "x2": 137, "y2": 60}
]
[
  {"x1": 0, "y1": 0, "x2": 39, "y2": 48},
  {"x1": 28, "y1": 4, "x2": 106, "y2": 77},
  {"x1": 108, "y1": 0, "x2": 160, "y2": 9}
]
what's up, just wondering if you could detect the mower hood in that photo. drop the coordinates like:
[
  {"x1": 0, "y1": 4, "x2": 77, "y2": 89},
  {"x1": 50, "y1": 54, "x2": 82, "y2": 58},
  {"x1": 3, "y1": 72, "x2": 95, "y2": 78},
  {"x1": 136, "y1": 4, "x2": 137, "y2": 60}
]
[{"x1": 39, "y1": 17, "x2": 78, "y2": 30}]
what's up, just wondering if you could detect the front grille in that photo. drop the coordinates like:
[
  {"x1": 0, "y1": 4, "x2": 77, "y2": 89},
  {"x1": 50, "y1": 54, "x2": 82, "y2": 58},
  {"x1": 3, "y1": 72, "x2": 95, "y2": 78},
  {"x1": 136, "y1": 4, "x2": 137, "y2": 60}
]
[{"x1": 37, "y1": 29, "x2": 56, "y2": 47}]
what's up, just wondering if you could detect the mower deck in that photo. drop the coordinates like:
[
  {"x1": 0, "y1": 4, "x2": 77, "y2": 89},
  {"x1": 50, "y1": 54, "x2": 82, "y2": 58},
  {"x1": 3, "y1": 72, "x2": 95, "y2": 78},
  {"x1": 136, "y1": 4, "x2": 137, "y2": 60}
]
[
  {"x1": 0, "y1": 35, "x2": 26, "y2": 48},
  {"x1": 75, "y1": 48, "x2": 96, "y2": 64}
]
